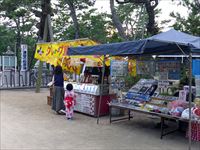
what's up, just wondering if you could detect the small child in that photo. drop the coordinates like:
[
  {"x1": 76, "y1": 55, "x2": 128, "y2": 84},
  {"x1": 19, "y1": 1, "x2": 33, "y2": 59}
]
[{"x1": 64, "y1": 83, "x2": 76, "y2": 120}]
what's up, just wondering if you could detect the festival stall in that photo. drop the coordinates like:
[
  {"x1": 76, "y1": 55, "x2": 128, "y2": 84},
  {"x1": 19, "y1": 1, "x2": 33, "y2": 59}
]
[
  {"x1": 34, "y1": 38, "x2": 116, "y2": 117},
  {"x1": 67, "y1": 29, "x2": 200, "y2": 144}
]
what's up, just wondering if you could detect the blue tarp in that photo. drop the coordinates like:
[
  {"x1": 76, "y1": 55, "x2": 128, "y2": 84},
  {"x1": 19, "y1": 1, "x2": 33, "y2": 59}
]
[
  {"x1": 68, "y1": 40, "x2": 146, "y2": 56},
  {"x1": 148, "y1": 29, "x2": 200, "y2": 49},
  {"x1": 192, "y1": 59, "x2": 200, "y2": 76},
  {"x1": 68, "y1": 29, "x2": 200, "y2": 56}
]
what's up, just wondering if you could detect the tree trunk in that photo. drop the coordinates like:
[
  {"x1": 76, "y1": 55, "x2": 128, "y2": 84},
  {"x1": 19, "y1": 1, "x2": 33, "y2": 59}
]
[
  {"x1": 145, "y1": 1, "x2": 158, "y2": 35},
  {"x1": 110, "y1": 0, "x2": 128, "y2": 41},
  {"x1": 38, "y1": 0, "x2": 52, "y2": 41},
  {"x1": 66, "y1": 0, "x2": 80, "y2": 39},
  {"x1": 15, "y1": 18, "x2": 21, "y2": 69},
  {"x1": 115, "y1": 0, "x2": 158, "y2": 36},
  {"x1": 36, "y1": 0, "x2": 52, "y2": 93},
  {"x1": 14, "y1": 18, "x2": 21, "y2": 86}
]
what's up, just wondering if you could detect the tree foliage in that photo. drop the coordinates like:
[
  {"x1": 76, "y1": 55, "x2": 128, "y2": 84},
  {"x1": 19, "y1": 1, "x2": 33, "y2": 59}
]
[
  {"x1": 0, "y1": 0, "x2": 39, "y2": 68},
  {"x1": 110, "y1": 0, "x2": 128, "y2": 41},
  {"x1": 170, "y1": 0, "x2": 200, "y2": 36},
  {"x1": 116, "y1": 3, "x2": 147, "y2": 39},
  {"x1": 0, "y1": 0, "x2": 199, "y2": 70},
  {"x1": 0, "y1": 25, "x2": 16, "y2": 55},
  {"x1": 115, "y1": 0, "x2": 159, "y2": 36},
  {"x1": 53, "y1": 1, "x2": 113, "y2": 43},
  {"x1": 54, "y1": 0, "x2": 96, "y2": 39},
  {"x1": 114, "y1": 2, "x2": 161, "y2": 40}
]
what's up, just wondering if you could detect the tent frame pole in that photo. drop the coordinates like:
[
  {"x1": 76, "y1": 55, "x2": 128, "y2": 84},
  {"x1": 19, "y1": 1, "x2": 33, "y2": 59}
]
[
  {"x1": 97, "y1": 55, "x2": 105, "y2": 124},
  {"x1": 174, "y1": 44, "x2": 192, "y2": 150},
  {"x1": 188, "y1": 52, "x2": 192, "y2": 150}
]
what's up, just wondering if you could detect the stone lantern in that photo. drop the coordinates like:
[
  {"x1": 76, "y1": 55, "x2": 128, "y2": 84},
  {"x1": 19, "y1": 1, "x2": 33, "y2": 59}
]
[{"x1": 2, "y1": 46, "x2": 16, "y2": 71}]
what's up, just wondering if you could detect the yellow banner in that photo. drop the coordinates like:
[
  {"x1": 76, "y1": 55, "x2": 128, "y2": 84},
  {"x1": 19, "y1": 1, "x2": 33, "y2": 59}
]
[
  {"x1": 60, "y1": 55, "x2": 111, "y2": 75},
  {"x1": 35, "y1": 39, "x2": 127, "y2": 74},
  {"x1": 34, "y1": 39, "x2": 97, "y2": 63},
  {"x1": 128, "y1": 59, "x2": 137, "y2": 77},
  {"x1": 60, "y1": 56, "x2": 81, "y2": 74}
]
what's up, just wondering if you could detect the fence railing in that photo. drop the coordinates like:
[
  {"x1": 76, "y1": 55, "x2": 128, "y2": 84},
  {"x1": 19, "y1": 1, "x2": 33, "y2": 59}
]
[{"x1": 0, "y1": 69, "x2": 52, "y2": 89}]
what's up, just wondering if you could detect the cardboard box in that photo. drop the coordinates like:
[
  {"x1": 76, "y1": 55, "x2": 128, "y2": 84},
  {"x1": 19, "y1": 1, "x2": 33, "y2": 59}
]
[
  {"x1": 50, "y1": 87, "x2": 53, "y2": 97},
  {"x1": 47, "y1": 96, "x2": 52, "y2": 106}
]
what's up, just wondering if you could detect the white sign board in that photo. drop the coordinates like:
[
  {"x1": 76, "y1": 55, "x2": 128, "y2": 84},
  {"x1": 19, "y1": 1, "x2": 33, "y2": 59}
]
[
  {"x1": 21, "y1": 44, "x2": 28, "y2": 71},
  {"x1": 158, "y1": 80, "x2": 170, "y2": 88},
  {"x1": 110, "y1": 60, "x2": 128, "y2": 77},
  {"x1": 178, "y1": 90, "x2": 187, "y2": 101}
]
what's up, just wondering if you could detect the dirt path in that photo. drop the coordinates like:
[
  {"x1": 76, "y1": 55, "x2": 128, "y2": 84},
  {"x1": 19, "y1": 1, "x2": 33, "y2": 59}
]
[{"x1": 0, "y1": 89, "x2": 199, "y2": 150}]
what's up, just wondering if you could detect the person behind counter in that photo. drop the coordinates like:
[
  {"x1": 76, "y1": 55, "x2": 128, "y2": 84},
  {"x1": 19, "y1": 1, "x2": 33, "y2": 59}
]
[
  {"x1": 97, "y1": 66, "x2": 110, "y2": 84},
  {"x1": 51, "y1": 65, "x2": 65, "y2": 115}
]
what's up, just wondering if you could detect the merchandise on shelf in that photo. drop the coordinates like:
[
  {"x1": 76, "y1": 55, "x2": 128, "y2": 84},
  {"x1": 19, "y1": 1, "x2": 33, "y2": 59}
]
[
  {"x1": 183, "y1": 85, "x2": 196, "y2": 95},
  {"x1": 156, "y1": 60, "x2": 181, "y2": 80},
  {"x1": 186, "y1": 121, "x2": 200, "y2": 142},
  {"x1": 125, "y1": 79, "x2": 158, "y2": 102},
  {"x1": 193, "y1": 108, "x2": 200, "y2": 119},
  {"x1": 115, "y1": 77, "x2": 200, "y2": 122}
]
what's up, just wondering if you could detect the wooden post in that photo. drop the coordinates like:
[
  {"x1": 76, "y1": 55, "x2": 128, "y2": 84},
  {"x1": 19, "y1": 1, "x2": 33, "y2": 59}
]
[{"x1": 35, "y1": 14, "x2": 53, "y2": 93}]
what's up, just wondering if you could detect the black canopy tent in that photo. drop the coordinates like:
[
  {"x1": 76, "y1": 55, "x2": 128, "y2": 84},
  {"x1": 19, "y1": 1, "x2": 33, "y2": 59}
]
[
  {"x1": 68, "y1": 29, "x2": 199, "y2": 56},
  {"x1": 67, "y1": 38, "x2": 192, "y2": 56},
  {"x1": 67, "y1": 29, "x2": 200, "y2": 150}
]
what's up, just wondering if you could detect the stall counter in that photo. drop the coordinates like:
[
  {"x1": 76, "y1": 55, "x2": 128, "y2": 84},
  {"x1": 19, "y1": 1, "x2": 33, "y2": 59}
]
[{"x1": 64, "y1": 81, "x2": 115, "y2": 117}]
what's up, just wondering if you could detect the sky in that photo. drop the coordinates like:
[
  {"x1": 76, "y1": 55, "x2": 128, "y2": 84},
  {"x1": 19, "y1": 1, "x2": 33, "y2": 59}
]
[{"x1": 93, "y1": 0, "x2": 188, "y2": 31}]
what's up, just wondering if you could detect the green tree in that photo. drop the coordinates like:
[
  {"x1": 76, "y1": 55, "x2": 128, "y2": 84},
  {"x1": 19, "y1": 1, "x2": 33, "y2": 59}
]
[
  {"x1": 65, "y1": 0, "x2": 95, "y2": 39},
  {"x1": 53, "y1": 1, "x2": 113, "y2": 43},
  {"x1": 115, "y1": 3, "x2": 147, "y2": 39},
  {"x1": 0, "y1": 25, "x2": 16, "y2": 55},
  {"x1": 0, "y1": 0, "x2": 39, "y2": 69},
  {"x1": 79, "y1": 9, "x2": 111, "y2": 43},
  {"x1": 115, "y1": 0, "x2": 159, "y2": 36},
  {"x1": 54, "y1": 0, "x2": 95, "y2": 39},
  {"x1": 110, "y1": 0, "x2": 128, "y2": 41},
  {"x1": 111, "y1": 2, "x2": 161, "y2": 40},
  {"x1": 170, "y1": 0, "x2": 200, "y2": 36}
]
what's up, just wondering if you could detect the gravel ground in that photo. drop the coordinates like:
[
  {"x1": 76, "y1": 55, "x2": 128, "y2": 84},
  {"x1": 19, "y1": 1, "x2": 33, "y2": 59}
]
[{"x1": 0, "y1": 88, "x2": 199, "y2": 150}]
